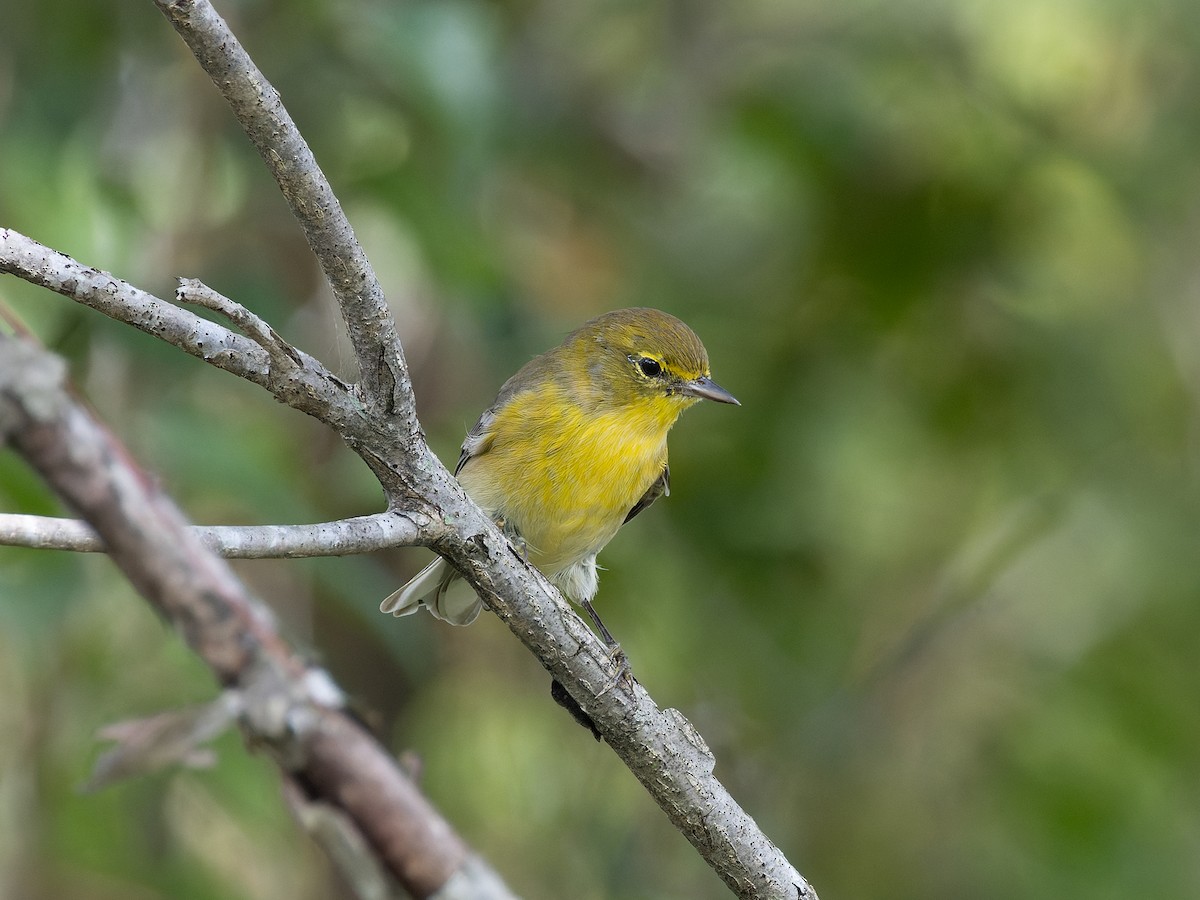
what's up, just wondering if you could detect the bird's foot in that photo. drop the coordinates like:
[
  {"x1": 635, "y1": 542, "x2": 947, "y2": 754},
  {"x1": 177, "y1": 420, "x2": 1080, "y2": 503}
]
[{"x1": 597, "y1": 642, "x2": 635, "y2": 696}]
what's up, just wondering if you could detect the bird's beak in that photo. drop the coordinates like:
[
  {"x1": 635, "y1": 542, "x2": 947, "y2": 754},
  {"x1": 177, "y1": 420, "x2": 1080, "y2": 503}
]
[{"x1": 680, "y1": 375, "x2": 740, "y2": 405}]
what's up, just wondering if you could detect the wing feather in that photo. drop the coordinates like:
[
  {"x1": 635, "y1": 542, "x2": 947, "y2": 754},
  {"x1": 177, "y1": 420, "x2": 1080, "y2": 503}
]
[
  {"x1": 624, "y1": 464, "x2": 670, "y2": 524},
  {"x1": 456, "y1": 406, "x2": 496, "y2": 474}
]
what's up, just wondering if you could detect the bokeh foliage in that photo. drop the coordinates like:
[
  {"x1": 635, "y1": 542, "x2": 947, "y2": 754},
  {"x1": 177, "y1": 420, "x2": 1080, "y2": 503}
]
[{"x1": 3, "y1": 0, "x2": 1200, "y2": 897}]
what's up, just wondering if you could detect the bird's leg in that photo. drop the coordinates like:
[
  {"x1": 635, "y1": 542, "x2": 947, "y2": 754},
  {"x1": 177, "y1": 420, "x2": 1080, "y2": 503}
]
[
  {"x1": 581, "y1": 599, "x2": 634, "y2": 692},
  {"x1": 581, "y1": 598, "x2": 618, "y2": 647},
  {"x1": 547, "y1": 600, "x2": 633, "y2": 736}
]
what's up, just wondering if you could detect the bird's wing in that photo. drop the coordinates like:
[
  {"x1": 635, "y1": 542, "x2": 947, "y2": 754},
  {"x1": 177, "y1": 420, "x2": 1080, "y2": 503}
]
[
  {"x1": 455, "y1": 358, "x2": 542, "y2": 475},
  {"x1": 456, "y1": 406, "x2": 497, "y2": 475},
  {"x1": 624, "y1": 464, "x2": 670, "y2": 524}
]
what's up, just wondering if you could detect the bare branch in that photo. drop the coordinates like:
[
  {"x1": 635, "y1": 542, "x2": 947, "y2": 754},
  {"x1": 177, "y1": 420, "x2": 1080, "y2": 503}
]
[
  {"x1": 0, "y1": 227, "x2": 270, "y2": 384},
  {"x1": 0, "y1": 228, "x2": 375, "y2": 441},
  {"x1": 0, "y1": 333, "x2": 514, "y2": 899},
  {"x1": 176, "y1": 277, "x2": 303, "y2": 370},
  {"x1": 0, "y1": 514, "x2": 99, "y2": 552},
  {"x1": 153, "y1": 0, "x2": 416, "y2": 430},
  {"x1": 0, "y1": 511, "x2": 428, "y2": 557}
]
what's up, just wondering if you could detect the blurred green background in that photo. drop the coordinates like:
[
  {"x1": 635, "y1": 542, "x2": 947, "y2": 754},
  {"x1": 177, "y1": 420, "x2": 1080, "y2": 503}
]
[{"x1": 3, "y1": 0, "x2": 1200, "y2": 897}]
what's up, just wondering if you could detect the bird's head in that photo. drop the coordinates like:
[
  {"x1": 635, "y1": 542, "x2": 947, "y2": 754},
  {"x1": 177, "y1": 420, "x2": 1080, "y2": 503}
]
[{"x1": 567, "y1": 308, "x2": 739, "y2": 412}]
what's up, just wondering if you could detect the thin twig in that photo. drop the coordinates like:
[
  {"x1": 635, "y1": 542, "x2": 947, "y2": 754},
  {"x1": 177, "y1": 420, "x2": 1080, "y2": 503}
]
[
  {"x1": 0, "y1": 511, "x2": 429, "y2": 557},
  {"x1": 176, "y1": 277, "x2": 303, "y2": 369}
]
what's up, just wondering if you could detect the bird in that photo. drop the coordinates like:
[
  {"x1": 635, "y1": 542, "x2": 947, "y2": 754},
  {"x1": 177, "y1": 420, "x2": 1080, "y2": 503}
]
[{"x1": 380, "y1": 307, "x2": 738, "y2": 649}]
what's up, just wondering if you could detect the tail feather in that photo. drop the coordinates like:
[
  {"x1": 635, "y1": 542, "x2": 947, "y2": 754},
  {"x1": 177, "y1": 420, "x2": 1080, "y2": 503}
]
[{"x1": 379, "y1": 556, "x2": 484, "y2": 625}]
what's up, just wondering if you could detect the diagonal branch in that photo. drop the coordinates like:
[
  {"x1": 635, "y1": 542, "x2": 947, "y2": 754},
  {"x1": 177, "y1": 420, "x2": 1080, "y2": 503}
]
[
  {"x1": 0, "y1": 511, "x2": 430, "y2": 557},
  {"x1": 0, "y1": 227, "x2": 369, "y2": 437},
  {"x1": 0, "y1": 227, "x2": 269, "y2": 384},
  {"x1": 0, "y1": 333, "x2": 514, "y2": 899},
  {"x1": 153, "y1": 0, "x2": 416, "y2": 431}
]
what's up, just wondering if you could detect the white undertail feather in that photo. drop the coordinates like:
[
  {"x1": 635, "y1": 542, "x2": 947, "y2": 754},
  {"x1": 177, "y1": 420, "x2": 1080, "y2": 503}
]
[
  {"x1": 555, "y1": 555, "x2": 599, "y2": 605},
  {"x1": 378, "y1": 557, "x2": 484, "y2": 625}
]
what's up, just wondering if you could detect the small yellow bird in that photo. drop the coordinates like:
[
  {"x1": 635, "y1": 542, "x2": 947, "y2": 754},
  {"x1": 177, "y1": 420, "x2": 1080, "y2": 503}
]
[{"x1": 380, "y1": 307, "x2": 738, "y2": 644}]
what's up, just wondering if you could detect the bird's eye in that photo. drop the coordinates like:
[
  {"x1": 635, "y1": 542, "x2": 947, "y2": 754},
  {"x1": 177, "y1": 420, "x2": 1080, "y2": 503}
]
[{"x1": 636, "y1": 356, "x2": 663, "y2": 378}]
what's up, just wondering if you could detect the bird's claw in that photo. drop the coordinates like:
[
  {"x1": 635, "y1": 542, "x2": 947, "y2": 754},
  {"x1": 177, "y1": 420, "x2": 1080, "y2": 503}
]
[{"x1": 597, "y1": 643, "x2": 635, "y2": 696}]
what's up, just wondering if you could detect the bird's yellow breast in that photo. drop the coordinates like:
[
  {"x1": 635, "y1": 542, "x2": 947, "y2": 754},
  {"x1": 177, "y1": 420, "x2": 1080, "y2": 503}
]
[{"x1": 456, "y1": 384, "x2": 679, "y2": 575}]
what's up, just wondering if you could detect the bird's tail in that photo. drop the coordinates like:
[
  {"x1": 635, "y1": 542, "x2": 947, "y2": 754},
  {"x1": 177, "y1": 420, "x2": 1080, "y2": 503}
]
[{"x1": 379, "y1": 556, "x2": 484, "y2": 625}]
